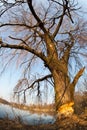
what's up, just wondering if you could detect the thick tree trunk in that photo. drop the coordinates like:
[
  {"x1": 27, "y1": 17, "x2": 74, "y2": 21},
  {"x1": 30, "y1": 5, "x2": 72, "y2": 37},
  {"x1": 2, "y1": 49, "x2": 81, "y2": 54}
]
[
  {"x1": 42, "y1": 33, "x2": 85, "y2": 119},
  {"x1": 52, "y1": 70, "x2": 74, "y2": 119},
  {"x1": 52, "y1": 67, "x2": 85, "y2": 119}
]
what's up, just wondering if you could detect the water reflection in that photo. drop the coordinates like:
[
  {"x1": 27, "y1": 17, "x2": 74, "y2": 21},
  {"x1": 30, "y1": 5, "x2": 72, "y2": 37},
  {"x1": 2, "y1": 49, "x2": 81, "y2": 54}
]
[{"x1": 0, "y1": 103, "x2": 55, "y2": 125}]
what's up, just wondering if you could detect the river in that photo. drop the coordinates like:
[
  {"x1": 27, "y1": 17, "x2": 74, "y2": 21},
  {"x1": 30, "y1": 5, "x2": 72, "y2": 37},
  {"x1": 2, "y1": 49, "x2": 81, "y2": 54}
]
[{"x1": 0, "y1": 103, "x2": 55, "y2": 125}]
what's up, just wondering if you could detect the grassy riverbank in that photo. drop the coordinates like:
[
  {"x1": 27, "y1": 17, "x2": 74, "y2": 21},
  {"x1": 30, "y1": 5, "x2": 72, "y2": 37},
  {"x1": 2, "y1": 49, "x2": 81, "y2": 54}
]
[
  {"x1": 0, "y1": 93, "x2": 87, "y2": 129},
  {"x1": 0, "y1": 113, "x2": 87, "y2": 130}
]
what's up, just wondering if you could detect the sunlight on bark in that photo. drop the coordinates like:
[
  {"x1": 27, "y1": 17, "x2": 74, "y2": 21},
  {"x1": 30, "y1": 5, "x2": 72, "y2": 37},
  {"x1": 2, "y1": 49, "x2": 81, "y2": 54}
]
[{"x1": 57, "y1": 102, "x2": 74, "y2": 119}]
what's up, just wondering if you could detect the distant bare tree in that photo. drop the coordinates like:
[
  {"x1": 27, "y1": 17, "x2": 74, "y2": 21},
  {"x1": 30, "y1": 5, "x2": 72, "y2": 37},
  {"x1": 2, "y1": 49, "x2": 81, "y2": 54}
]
[{"x1": 0, "y1": 0, "x2": 87, "y2": 118}]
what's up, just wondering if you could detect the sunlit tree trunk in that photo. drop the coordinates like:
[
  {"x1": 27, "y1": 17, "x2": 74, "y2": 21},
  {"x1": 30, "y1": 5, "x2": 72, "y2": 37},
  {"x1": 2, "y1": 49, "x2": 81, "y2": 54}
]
[
  {"x1": 53, "y1": 70, "x2": 74, "y2": 118},
  {"x1": 51, "y1": 67, "x2": 85, "y2": 118}
]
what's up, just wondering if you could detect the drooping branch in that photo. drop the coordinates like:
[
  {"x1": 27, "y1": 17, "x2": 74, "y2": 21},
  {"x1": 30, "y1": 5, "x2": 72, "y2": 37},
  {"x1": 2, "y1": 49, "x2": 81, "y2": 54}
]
[
  {"x1": 14, "y1": 74, "x2": 52, "y2": 103},
  {"x1": 24, "y1": 74, "x2": 52, "y2": 92},
  {"x1": 14, "y1": 74, "x2": 52, "y2": 97},
  {"x1": 0, "y1": 40, "x2": 46, "y2": 62}
]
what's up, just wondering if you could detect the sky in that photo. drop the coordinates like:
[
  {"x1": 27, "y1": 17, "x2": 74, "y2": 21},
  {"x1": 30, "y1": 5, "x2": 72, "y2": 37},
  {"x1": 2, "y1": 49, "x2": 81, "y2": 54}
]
[{"x1": 0, "y1": 0, "x2": 87, "y2": 103}]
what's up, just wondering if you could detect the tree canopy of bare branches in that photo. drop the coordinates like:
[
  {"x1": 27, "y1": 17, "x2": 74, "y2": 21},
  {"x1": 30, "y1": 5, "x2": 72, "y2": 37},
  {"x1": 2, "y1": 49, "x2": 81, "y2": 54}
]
[{"x1": 0, "y1": 0, "x2": 87, "y2": 117}]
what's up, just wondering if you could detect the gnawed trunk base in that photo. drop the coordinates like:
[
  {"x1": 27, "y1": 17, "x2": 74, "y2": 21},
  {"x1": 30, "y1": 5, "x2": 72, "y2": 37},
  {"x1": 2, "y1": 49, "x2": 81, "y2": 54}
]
[{"x1": 57, "y1": 102, "x2": 74, "y2": 119}]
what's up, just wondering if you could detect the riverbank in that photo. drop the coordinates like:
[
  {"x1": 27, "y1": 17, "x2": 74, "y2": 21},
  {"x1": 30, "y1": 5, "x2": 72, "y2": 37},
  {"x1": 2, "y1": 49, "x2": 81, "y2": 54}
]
[
  {"x1": 0, "y1": 97, "x2": 55, "y2": 115},
  {"x1": 0, "y1": 113, "x2": 87, "y2": 130},
  {"x1": 10, "y1": 102, "x2": 55, "y2": 115}
]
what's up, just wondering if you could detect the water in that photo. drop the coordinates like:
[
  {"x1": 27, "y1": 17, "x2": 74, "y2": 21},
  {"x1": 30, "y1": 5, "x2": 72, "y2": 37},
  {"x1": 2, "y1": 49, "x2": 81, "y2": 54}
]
[{"x1": 0, "y1": 103, "x2": 55, "y2": 125}]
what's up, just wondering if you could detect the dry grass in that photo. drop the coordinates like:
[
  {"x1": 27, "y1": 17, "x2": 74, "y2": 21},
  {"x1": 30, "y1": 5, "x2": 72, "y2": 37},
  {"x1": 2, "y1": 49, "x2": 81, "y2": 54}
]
[{"x1": 0, "y1": 113, "x2": 87, "y2": 130}]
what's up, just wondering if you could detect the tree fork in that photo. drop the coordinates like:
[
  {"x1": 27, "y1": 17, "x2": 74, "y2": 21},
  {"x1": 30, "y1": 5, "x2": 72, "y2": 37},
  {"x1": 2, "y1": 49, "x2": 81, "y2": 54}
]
[{"x1": 53, "y1": 67, "x2": 85, "y2": 119}]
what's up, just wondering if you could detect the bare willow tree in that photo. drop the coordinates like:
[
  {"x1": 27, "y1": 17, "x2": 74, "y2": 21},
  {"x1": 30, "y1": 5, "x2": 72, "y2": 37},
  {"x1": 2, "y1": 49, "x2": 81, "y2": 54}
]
[{"x1": 0, "y1": 0, "x2": 87, "y2": 118}]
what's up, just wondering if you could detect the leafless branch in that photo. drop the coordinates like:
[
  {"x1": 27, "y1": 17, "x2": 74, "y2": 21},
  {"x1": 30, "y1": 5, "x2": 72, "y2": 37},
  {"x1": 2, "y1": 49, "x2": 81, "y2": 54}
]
[
  {"x1": 0, "y1": 41, "x2": 46, "y2": 62},
  {"x1": 71, "y1": 67, "x2": 85, "y2": 87},
  {"x1": 14, "y1": 74, "x2": 52, "y2": 97},
  {"x1": 27, "y1": 0, "x2": 47, "y2": 33},
  {"x1": 0, "y1": 23, "x2": 38, "y2": 29},
  {"x1": 0, "y1": 0, "x2": 26, "y2": 17}
]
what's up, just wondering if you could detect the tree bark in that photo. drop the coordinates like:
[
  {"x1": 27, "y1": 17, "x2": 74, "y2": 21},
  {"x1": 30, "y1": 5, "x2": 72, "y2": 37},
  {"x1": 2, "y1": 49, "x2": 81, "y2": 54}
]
[{"x1": 52, "y1": 67, "x2": 85, "y2": 119}]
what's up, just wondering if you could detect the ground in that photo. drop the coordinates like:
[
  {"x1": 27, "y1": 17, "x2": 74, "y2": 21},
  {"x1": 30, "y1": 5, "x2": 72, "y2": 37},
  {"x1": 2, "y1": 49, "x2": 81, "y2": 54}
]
[{"x1": 0, "y1": 113, "x2": 87, "y2": 130}]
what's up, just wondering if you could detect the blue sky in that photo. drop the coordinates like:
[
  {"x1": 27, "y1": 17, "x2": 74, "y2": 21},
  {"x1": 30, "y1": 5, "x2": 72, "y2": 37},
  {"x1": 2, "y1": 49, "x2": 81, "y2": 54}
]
[{"x1": 0, "y1": 0, "x2": 87, "y2": 102}]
